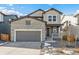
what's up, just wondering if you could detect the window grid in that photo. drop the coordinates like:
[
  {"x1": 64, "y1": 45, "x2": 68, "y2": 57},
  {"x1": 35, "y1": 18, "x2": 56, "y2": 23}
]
[
  {"x1": 53, "y1": 16, "x2": 56, "y2": 21},
  {"x1": 48, "y1": 15, "x2": 57, "y2": 21},
  {"x1": 26, "y1": 20, "x2": 31, "y2": 25},
  {"x1": 48, "y1": 16, "x2": 52, "y2": 21}
]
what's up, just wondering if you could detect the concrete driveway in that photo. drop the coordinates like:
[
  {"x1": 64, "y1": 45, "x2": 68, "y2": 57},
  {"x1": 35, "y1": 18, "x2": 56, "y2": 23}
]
[{"x1": 0, "y1": 42, "x2": 41, "y2": 55}]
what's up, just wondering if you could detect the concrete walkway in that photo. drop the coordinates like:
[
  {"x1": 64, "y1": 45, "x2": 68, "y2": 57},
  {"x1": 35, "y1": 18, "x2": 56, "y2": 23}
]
[{"x1": 0, "y1": 42, "x2": 41, "y2": 55}]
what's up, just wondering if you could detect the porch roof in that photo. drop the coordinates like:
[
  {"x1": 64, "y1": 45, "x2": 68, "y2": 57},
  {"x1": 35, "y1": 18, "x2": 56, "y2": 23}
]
[{"x1": 47, "y1": 24, "x2": 62, "y2": 27}]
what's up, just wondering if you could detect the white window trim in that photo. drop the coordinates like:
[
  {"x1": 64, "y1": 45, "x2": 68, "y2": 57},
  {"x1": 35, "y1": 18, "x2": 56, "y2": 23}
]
[
  {"x1": 25, "y1": 20, "x2": 31, "y2": 25},
  {"x1": 47, "y1": 14, "x2": 52, "y2": 21},
  {"x1": 53, "y1": 15, "x2": 57, "y2": 22},
  {"x1": 47, "y1": 14, "x2": 57, "y2": 22},
  {"x1": 14, "y1": 29, "x2": 42, "y2": 42}
]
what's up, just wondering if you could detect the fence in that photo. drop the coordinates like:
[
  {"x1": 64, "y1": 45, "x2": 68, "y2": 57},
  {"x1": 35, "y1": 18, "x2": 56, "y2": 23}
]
[
  {"x1": 62, "y1": 35, "x2": 75, "y2": 42},
  {"x1": 0, "y1": 34, "x2": 10, "y2": 42}
]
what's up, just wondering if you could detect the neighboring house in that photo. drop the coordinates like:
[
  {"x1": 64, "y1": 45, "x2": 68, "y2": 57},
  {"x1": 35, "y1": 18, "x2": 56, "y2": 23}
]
[
  {"x1": 0, "y1": 12, "x2": 18, "y2": 34},
  {"x1": 11, "y1": 8, "x2": 63, "y2": 42},
  {"x1": 61, "y1": 15, "x2": 77, "y2": 35},
  {"x1": 61, "y1": 14, "x2": 79, "y2": 39}
]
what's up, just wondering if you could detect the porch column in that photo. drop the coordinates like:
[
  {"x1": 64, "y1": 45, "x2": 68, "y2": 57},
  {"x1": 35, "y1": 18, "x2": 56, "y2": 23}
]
[{"x1": 58, "y1": 27, "x2": 61, "y2": 38}]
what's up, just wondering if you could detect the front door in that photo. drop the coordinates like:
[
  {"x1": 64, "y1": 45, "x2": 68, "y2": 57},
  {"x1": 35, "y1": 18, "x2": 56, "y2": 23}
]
[
  {"x1": 47, "y1": 28, "x2": 50, "y2": 36},
  {"x1": 47, "y1": 27, "x2": 59, "y2": 37}
]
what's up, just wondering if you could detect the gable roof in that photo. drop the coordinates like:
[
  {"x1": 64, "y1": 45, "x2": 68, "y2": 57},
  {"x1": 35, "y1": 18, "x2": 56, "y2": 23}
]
[
  {"x1": 4, "y1": 14, "x2": 18, "y2": 19},
  {"x1": 11, "y1": 9, "x2": 46, "y2": 23},
  {"x1": 11, "y1": 15, "x2": 46, "y2": 24},
  {"x1": 27, "y1": 9, "x2": 45, "y2": 16},
  {"x1": 0, "y1": 12, "x2": 18, "y2": 18},
  {"x1": 11, "y1": 8, "x2": 63, "y2": 23},
  {"x1": 43, "y1": 8, "x2": 63, "y2": 14}
]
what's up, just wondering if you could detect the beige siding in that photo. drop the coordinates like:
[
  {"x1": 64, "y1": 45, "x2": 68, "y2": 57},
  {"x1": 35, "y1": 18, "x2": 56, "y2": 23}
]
[
  {"x1": 43, "y1": 10, "x2": 61, "y2": 24},
  {"x1": 11, "y1": 18, "x2": 46, "y2": 41},
  {"x1": 29, "y1": 11, "x2": 43, "y2": 17}
]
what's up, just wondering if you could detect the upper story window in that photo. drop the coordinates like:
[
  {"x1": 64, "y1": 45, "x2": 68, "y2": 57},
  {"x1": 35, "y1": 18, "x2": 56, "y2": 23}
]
[
  {"x1": 48, "y1": 16, "x2": 52, "y2": 21},
  {"x1": 26, "y1": 20, "x2": 31, "y2": 25},
  {"x1": 53, "y1": 16, "x2": 56, "y2": 21},
  {"x1": 48, "y1": 15, "x2": 57, "y2": 22}
]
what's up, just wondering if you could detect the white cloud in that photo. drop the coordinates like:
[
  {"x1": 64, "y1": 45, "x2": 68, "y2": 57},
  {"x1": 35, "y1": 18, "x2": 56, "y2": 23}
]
[
  {"x1": 0, "y1": 9, "x2": 24, "y2": 17},
  {"x1": 8, "y1": 4, "x2": 14, "y2": 6},
  {"x1": 0, "y1": 6, "x2": 26, "y2": 17},
  {"x1": 74, "y1": 10, "x2": 79, "y2": 16},
  {"x1": 76, "y1": 10, "x2": 79, "y2": 13},
  {"x1": 0, "y1": 7, "x2": 6, "y2": 10}
]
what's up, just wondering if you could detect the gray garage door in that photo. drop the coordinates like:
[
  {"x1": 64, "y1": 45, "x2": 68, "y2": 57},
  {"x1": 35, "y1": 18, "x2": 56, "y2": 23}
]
[{"x1": 16, "y1": 31, "x2": 41, "y2": 42}]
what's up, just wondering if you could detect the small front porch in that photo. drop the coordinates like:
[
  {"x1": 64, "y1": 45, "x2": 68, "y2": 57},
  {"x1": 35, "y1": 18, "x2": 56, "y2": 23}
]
[
  {"x1": 46, "y1": 24, "x2": 61, "y2": 41},
  {"x1": 44, "y1": 24, "x2": 62, "y2": 48}
]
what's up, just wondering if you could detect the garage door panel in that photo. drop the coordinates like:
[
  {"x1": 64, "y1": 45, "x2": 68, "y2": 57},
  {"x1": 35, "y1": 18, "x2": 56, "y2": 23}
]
[{"x1": 16, "y1": 31, "x2": 41, "y2": 42}]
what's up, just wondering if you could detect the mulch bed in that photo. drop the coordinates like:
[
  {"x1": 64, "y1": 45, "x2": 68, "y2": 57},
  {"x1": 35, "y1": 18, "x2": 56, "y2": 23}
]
[{"x1": 40, "y1": 48, "x2": 79, "y2": 55}]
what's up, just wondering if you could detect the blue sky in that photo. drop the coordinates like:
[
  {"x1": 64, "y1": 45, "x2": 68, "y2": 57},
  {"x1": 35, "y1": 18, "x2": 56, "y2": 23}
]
[{"x1": 0, "y1": 4, "x2": 79, "y2": 16}]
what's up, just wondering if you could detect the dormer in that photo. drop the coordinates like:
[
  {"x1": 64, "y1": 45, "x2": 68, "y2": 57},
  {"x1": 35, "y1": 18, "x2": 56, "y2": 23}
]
[{"x1": 43, "y1": 8, "x2": 63, "y2": 24}]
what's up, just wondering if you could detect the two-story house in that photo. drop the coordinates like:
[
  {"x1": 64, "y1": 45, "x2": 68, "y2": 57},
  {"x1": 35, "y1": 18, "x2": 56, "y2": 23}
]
[
  {"x1": 43, "y1": 8, "x2": 62, "y2": 40},
  {"x1": 11, "y1": 8, "x2": 63, "y2": 42}
]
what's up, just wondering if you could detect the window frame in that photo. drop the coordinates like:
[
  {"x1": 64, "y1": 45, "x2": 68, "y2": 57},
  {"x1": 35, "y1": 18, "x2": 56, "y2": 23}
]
[
  {"x1": 48, "y1": 15, "x2": 52, "y2": 21},
  {"x1": 25, "y1": 20, "x2": 31, "y2": 25},
  {"x1": 47, "y1": 15, "x2": 57, "y2": 22},
  {"x1": 53, "y1": 15, "x2": 57, "y2": 21}
]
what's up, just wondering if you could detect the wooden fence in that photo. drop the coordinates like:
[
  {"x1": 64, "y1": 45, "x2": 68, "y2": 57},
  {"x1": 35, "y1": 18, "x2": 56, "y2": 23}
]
[{"x1": 0, "y1": 34, "x2": 10, "y2": 42}]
